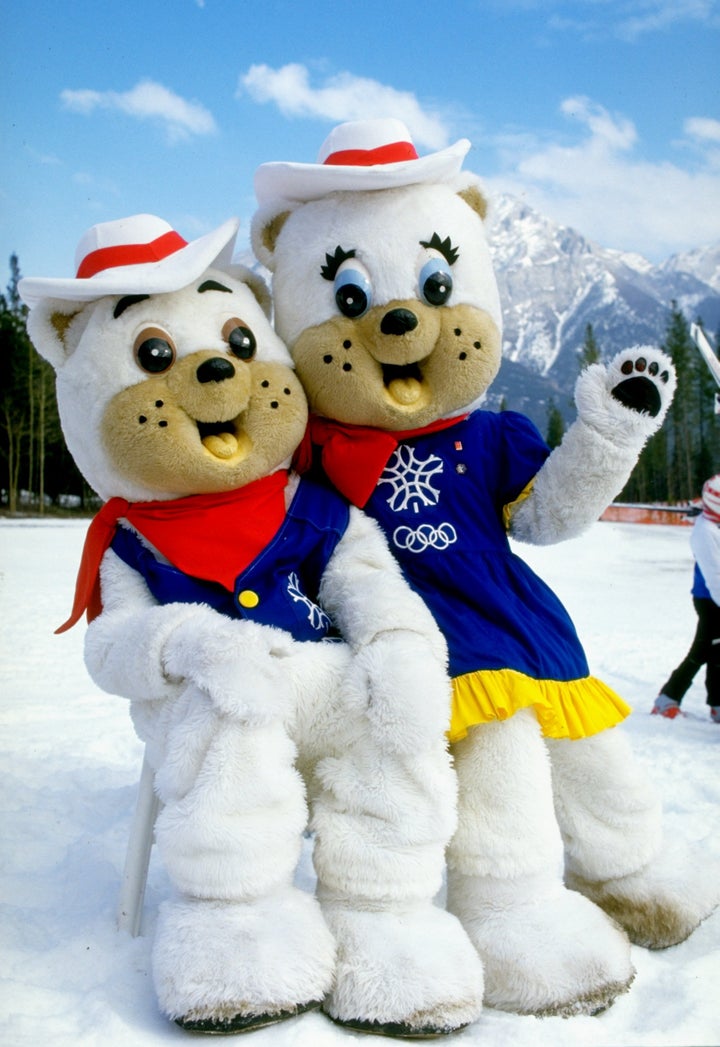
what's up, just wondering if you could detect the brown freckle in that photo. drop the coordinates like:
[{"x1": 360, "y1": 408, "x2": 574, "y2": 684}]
[{"x1": 323, "y1": 355, "x2": 333, "y2": 364}]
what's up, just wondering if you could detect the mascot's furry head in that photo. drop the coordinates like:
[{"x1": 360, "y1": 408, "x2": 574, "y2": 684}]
[
  {"x1": 21, "y1": 214, "x2": 307, "y2": 503},
  {"x1": 252, "y1": 118, "x2": 503, "y2": 430}
]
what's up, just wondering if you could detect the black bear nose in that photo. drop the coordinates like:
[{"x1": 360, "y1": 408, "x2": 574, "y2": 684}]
[
  {"x1": 381, "y1": 308, "x2": 418, "y2": 335},
  {"x1": 197, "y1": 357, "x2": 236, "y2": 383}
]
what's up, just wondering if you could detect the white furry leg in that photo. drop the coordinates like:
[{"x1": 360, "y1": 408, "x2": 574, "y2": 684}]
[
  {"x1": 447, "y1": 711, "x2": 634, "y2": 1016},
  {"x1": 311, "y1": 731, "x2": 484, "y2": 1035},
  {"x1": 151, "y1": 700, "x2": 335, "y2": 1029},
  {"x1": 549, "y1": 729, "x2": 720, "y2": 948}
]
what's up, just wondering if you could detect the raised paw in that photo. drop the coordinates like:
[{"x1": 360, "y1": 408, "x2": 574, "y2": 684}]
[{"x1": 610, "y1": 349, "x2": 673, "y2": 418}]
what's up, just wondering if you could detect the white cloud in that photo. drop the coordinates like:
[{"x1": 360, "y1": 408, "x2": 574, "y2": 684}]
[
  {"x1": 616, "y1": 0, "x2": 718, "y2": 40},
  {"x1": 60, "y1": 80, "x2": 217, "y2": 143},
  {"x1": 486, "y1": 97, "x2": 720, "y2": 260},
  {"x1": 239, "y1": 63, "x2": 451, "y2": 150},
  {"x1": 685, "y1": 116, "x2": 720, "y2": 144},
  {"x1": 538, "y1": 0, "x2": 719, "y2": 40}
]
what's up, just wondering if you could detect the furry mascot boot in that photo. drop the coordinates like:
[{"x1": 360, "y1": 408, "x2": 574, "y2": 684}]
[
  {"x1": 20, "y1": 214, "x2": 484, "y2": 1037},
  {"x1": 251, "y1": 118, "x2": 720, "y2": 1017}
]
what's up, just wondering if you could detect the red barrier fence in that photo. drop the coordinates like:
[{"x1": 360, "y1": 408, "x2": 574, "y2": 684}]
[{"x1": 601, "y1": 503, "x2": 700, "y2": 526}]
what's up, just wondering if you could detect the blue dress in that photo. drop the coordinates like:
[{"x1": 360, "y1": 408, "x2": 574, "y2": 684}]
[{"x1": 361, "y1": 410, "x2": 630, "y2": 741}]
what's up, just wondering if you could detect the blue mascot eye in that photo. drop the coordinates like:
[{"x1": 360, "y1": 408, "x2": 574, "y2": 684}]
[
  {"x1": 419, "y1": 257, "x2": 453, "y2": 306},
  {"x1": 334, "y1": 267, "x2": 372, "y2": 319}
]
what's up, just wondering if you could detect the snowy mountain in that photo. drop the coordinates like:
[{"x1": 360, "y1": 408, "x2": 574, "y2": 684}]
[{"x1": 486, "y1": 195, "x2": 720, "y2": 427}]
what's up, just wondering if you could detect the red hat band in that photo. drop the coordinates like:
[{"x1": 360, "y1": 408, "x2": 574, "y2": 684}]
[
  {"x1": 323, "y1": 140, "x2": 419, "y2": 168},
  {"x1": 76, "y1": 230, "x2": 189, "y2": 280}
]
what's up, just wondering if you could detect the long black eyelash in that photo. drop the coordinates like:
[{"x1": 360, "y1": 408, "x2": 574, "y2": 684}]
[
  {"x1": 320, "y1": 245, "x2": 356, "y2": 281},
  {"x1": 419, "y1": 233, "x2": 459, "y2": 266}
]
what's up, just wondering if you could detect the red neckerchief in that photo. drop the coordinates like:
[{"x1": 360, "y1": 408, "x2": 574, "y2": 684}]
[
  {"x1": 57, "y1": 471, "x2": 289, "y2": 634},
  {"x1": 294, "y1": 414, "x2": 468, "y2": 508}
]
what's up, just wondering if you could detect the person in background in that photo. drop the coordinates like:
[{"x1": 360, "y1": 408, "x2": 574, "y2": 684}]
[{"x1": 653, "y1": 474, "x2": 720, "y2": 722}]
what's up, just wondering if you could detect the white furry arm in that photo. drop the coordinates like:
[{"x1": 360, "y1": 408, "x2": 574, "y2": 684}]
[
  {"x1": 84, "y1": 548, "x2": 299, "y2": 723},
  {"x1": 84, "y1": 548, "x2": 200, "y2": 702},
  {"x1": 510, "y1": 347, "x2": 676, "y2": 545},
  {"x1": 319, "y1": 507, "x2": 452, "y2": 752}
]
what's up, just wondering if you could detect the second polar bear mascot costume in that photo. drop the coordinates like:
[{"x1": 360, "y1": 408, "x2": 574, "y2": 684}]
[{"x1": 252, "y1": 118, "x2": 720, "y2": 1018}]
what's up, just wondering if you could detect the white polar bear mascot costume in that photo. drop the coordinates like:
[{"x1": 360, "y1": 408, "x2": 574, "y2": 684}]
[
  {"x1": 20, "y1": 214, "x2": 486, "y2": 1037},
  {"x1": 251, "y1": 119, "x2": 720, "y2": 1018}
]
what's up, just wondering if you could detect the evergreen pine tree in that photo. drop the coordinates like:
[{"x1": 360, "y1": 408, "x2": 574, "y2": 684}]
[
  {"x1": 545, "y1": 398, "x2": 565, "y2": 449},
  {"x1": 578, "y1": 322, "x2": 601, "y2": 369}
]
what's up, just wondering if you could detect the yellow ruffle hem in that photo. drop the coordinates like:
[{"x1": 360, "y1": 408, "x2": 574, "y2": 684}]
[{"x1": 449, "y1": 668, "x2": 631, "y2": 744}]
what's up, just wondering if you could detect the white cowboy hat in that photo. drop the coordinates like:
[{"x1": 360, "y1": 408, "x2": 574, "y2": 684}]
[
  {"x1": 19, "y1": 214, "x2": 245, "y2": 308},
  {"x1": 254, "y1": 118, "x2": 471, "y2": 205}
]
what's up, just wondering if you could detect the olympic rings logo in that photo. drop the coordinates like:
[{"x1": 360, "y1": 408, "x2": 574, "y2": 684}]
[{"x1": 392, "y1": 522, "x2": 458, "y2": 553}]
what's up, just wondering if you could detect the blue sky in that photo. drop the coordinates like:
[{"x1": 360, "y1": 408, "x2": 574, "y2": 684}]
[{"x1": 3, "y1": 0, "x2": 719, "y2": 287}]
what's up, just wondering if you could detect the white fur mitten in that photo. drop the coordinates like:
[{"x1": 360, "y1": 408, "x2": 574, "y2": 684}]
[
  {"x1": 162, "y1": 610, "x2": 299, "y2": 724},
  {"x1": 510, "y1": 347, "x2": 676, "y2": 545},
  {"x1": 343, "y1": 630, "x2": 453, "y2": 754}
]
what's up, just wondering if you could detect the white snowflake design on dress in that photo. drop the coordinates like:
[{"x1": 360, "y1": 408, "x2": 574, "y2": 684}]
[
  {"x1": 287, "y1": 572, "x2": 331, "y2": 631},
  {"x1": 379, "y1": 445, "x2": 458, "y2": 553},
  {"x1": 378, "y1": 445, "x2": 444, "y2": 513}
]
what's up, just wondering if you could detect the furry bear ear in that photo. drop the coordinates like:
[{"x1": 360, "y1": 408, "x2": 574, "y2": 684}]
[
  {"x1": 457, "y1": 180, "x2": 488, "y2": 221},
  {"x1": 251, "y1": 205, "x2": 294, "y2": 272},
  {"x1": 238, "y1": 268, "x2": 273, "y2": 319},
  {"x1": 26, "y1": 298, "x2": 92, "y2": 371}
]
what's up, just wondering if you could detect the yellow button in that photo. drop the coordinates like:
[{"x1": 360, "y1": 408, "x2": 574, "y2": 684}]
[{"x1": 238, "y1": 590, "x2": 260, "y2": 608}]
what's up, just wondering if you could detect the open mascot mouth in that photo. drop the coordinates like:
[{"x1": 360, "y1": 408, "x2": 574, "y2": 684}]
[
  {"x1": 382, "y1": 362, "x2": 424, "y2": 406},
  {"x1": 197, "y1": 418, "x2": 251, "y2": 461}
]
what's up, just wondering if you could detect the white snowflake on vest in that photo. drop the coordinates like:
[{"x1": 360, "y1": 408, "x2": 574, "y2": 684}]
[
  {"x1": 378, "y1": 445, "x2": 444, "y2": 513},
  {"x1": 287, "y1": 572, "x2": 331, "y2": 631}
]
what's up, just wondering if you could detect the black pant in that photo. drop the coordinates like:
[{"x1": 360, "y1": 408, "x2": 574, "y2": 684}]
[{"x1": 660, "y1": 597, "x2": 720, "y2": 706}]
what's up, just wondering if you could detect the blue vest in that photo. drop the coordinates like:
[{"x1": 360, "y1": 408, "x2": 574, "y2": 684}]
[{"x1": 111, "y1": 477, "x2": 349, "y2": 642}]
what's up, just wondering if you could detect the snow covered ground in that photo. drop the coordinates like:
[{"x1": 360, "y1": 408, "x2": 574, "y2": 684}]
[{"x1": 1, "y1": 517, "x2": 719, "y2": 1047}]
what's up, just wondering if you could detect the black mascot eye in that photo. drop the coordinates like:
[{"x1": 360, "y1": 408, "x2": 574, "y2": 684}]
[
  {"x1": 223, "y1": 318, "x2": 257, "y2": 360},
  {"x1": 334, "y1": 264, "x2": 372, "y2": 319},
  {"x1": 133, "y1": 327, "x2": 176, "y2": 373},
  {"x1": 419, "y1": 257, "x2": 453, "y2": 306}
]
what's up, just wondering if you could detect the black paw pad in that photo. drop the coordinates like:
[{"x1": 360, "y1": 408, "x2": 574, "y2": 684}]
[{"x1": 611, "y1": 357, "x2": 668, "y2": 417}]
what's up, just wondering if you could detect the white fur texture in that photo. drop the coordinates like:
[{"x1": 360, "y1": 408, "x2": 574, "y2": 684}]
[
  {"x1": 549, "y1": 729, "x2": 720, "y2": 948},
  {"x1": 152, "y1": 889, "x2": 336, "y2": 1022},
  {"x1": 446, "y1": 870, "x2": 634, "y2": 1017},
  {"x1": 320, "y1": 901, "x2": 485, "y2": 1032}
]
